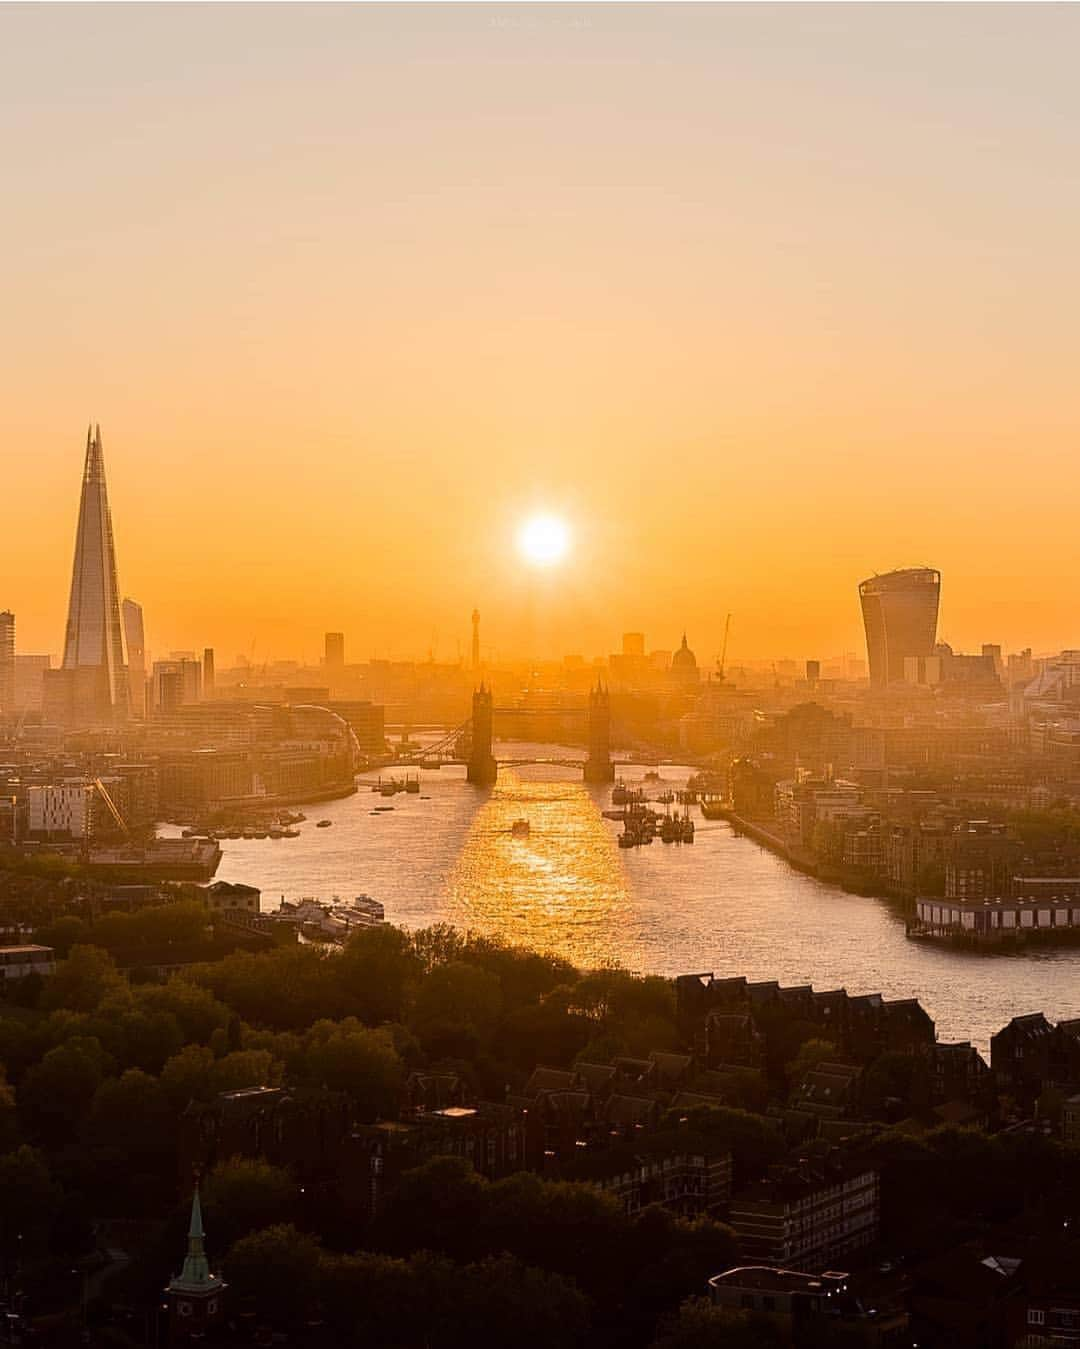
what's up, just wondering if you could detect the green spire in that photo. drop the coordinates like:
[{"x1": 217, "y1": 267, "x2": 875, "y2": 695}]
[{"x1": 171, "y1": 1184, "x2": 212, "y2": 1290}]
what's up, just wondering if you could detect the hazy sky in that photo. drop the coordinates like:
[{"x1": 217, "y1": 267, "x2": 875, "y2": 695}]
[{"x1": 3, "y1": 4, "x2": 1078, "y2": 666}]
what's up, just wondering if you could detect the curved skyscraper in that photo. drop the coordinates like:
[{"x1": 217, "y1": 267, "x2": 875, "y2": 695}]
[
  {"x1": 859, "y1": 567, "x2": 940, "y2": 686},
  {"x1": 46, "y1": 426, "x2": 129, "y2": 725}
]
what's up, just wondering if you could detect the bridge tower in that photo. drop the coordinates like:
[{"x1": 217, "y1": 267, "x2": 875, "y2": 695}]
[
  {"x1": 584, "y1": 682, "x2": 615, "y2": 783},
  {"x1": 467, "y1": 683, "x2": 497, "y2": 784}
]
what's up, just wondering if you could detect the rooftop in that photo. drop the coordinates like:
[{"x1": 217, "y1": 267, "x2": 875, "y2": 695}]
[{"x1": 709, "y1": 1265, "x2": 848, "y2": 1295}]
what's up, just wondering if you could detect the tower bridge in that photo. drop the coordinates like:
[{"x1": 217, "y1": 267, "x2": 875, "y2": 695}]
[
  {"x1": 466, "y1": 683, "x2": 614, "y2": 784},
  {"x1": 376, "y1": 685, "x2": 695, "y2": 783}
]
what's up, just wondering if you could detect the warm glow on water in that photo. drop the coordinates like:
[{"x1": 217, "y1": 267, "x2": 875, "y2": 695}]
[
  {"x1": 196, "y1": 742, "x2": 1080, "y2": 1053},
  {"x1": 445, "y1": 770, "x2": 639, "y2": 970}
]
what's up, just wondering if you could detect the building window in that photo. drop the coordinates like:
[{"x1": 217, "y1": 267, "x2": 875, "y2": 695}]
[{"x1": 1028, "y1": 1309, "x2": 1046, "y2": 1326}]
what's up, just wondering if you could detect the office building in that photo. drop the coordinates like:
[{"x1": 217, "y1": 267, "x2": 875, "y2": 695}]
[
  {"x1": 203, "y1": 647, "x2": 215, "y2": 698},
  {"x1": 0, "y1": 611, "x2": 13, "y2": 716},
  {"x1": 151, "y1": 657, "x2": 202, "y2": 713},
  {"x1": 471, "y1": 609, "x2": 480, "y2": 671},
  {"x1": 122, "y1": 598, "x2": 146, "y2": 717},
  {"x1": 28, "y1": 782, "x2": 94, "y2": 839},
  {"x1": 858, "y1": 567, "x2": 940, "y2": 686},
  {"x1": 325, "y1": 632, "x2": 345, "y2": 669},
  {"x1": 44, "y1": 425, "x2": 129, "y2": 726},
  {"x1": 14, "y1": 654, "x2": 50, "y2": 713}
]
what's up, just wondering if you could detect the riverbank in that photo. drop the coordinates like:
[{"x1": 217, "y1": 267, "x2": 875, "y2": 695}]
[{"x1": 714, "y1": 805, "x2": 896, "y2": 902}]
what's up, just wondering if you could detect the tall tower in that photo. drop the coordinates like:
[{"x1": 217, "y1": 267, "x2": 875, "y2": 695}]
[
  {"x1": 59, "y1": 425, "x2": 129, "y2": 722},
  {"x1": 325, "y1": 631, "x2": 345, "y2": 671},
  {"x1": 165, "y1": 1184, "x2": 226, "y2": 1341},
  {"x1": 122, "y1": 599, "x2": 146, "y2": 717},
  {"x1": 467, "y1": 683, "x2": 497, "y2": 784},
  {"x1": 584, "y1": 682, "x2": 615, "y2": 782},
  {"x1": 471, "y1": 609, "x2": 480, "y2": 671},
  {"x1": 202, "y1": 647, "x2": 215, "y2": 698},
  {"x1": 859, "y1": 568, "x2": 940, "y2": 686},
  {"x1": 0, "y1": 611, "x2": 14, "y2": 717}
]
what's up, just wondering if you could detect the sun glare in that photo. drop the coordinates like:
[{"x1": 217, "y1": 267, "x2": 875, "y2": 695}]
[{"x1": 517, "y1": 513, "x2": 571, "y2": 568}]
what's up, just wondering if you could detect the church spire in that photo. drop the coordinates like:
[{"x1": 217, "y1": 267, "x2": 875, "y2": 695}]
[{"x1": 175, "y1": 1184, "x2": 212, "y2": 1288}]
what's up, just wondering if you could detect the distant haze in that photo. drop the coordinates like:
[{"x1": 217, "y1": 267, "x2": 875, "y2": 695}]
[{"x1": 3, "y1": 4, "x2": 1078, "y2": 662}]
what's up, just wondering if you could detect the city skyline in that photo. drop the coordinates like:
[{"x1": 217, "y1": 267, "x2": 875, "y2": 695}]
[
  {"x1": 2, "y1": 421, "x2": 1071, "y2": 672},
  {"x1": 4, "y1": 5, "x2": 1080, "y2": 660}
]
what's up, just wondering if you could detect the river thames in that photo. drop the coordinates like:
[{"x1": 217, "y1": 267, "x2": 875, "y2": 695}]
[{"x1": 197, "y1": 743, "x2": 1080, "y2": 1054}]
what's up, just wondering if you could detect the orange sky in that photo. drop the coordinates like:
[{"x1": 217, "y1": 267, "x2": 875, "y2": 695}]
[{"x1": 3, "y1": 4, "x2": 1078, "y2": 666}]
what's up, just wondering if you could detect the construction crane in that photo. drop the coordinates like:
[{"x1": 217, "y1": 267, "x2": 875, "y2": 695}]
[
  {"x1": 717, "y1": 613, "x2": 732, "y2": 682},
  {"x1": 92, "y1": 778, "x2": 129, "y2": 838}
]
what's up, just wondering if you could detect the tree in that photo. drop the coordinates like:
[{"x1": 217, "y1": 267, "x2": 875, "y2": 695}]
[
  {"x1": 160, "y1": 1044, "x2": 216, "y2": 1108},
  {"x1": 337, "y1": 924, "x2": 420, "y2": 1024},
  {"x1": 33, "y1": 914, "x2": 87, "y2": 957},
  {"x1": 223, "y1": 1224, "x2": 321, "y2": 1328},
  {"x1": 0, "y1": 1073, "x2": 17, "y2": 1152},
  {"x1": 660, "y1": 1105, "x2": 784, "y2": 1185},
  {"x1": 651, "y1": 1298, "x2": 788, "y2": 1349},
  {"x1": 114, "y1": 1008, "x2": 184, "y2": 1073},
  {"x1": 87, "y1": 1069, "x2": 172, "y2": 1151},
  {"x1": 450, "y1": 1253, "x2": 591, "y2": 1349},
  {"x1": 192, "y1": 945, "x2": 343, "y2": 1030},
  {"x1": 0, "y1": 1145, "x2": 60, "y2": 1262},
  {"x1": 41, "y1": 944, "x2": 125, "y2": 1013},
  {"x1": 373, "y1": 1155, "x2": 487, "y2": 1258},
  {"x1": 201, "y1": 1158, "x2": 298, "y2": 1250},
  {"x1": 410, "y1": 960, "x2": 502, "y2": 1058},
  {"x1": 299, "y1": 1021, "x2": 401, "y2": 1118},
  {"x1": 19, "y1": 1036, "x2": 108, "y2": 1145},
  {"x1": 785, "y1": 1038, "x2": 836, "y2": 1089},
  {"x1": 136, "y1": 978, "x2": 230, "y2": 1043}
]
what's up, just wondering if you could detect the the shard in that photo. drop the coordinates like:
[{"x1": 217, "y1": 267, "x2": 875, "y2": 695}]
[{"x1": 53, "y1": 425, "x2": 129, "y2": 722}]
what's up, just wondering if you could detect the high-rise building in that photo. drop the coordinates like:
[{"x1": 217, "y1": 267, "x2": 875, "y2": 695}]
[
  {"x1": 122, "y1": 598, "x2": 146, "y2": 717},
  {"x1": 0, "y1": 611, "x2": 13, "y2": 716},
  {"x1": 858, "y1": 568, "x2": 940, "y2": 687},
  {"x1": 44, "y1": 426, "x2": 129, "y2": 726},
  {"x1": 325, "y1": 632, "x2": 345, "y2": 670},
  {"x1": 150, "y1": 657, "x2": 201, "y2": 713},
  {"x1": 203, "y1": 648, "x2": 215, "y2": 698},
  {"x1": 14, "y1": 654, "x2": 50, "y2": 713},
  {"x1": 471, "y1": 609, "x2": 480, "y2": 671}
]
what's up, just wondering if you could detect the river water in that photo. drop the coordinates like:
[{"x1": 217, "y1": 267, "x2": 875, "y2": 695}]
[{"x1": 193, "y1": 742, "x2": 1080, "y2": 1054}]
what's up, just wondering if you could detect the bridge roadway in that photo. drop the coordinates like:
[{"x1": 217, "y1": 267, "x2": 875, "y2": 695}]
[{"x1": 368, "y1": 753, "x2": 702, "y2": 771}]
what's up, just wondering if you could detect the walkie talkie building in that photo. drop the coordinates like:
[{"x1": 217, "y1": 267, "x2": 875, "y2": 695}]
[{"x1": 859, "y1": 567, "x2": 940, "y2": 686}]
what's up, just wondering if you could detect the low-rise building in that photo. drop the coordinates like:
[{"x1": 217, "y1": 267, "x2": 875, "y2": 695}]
[
  {"x1": 709, "y1": 1265, "x2": 908, "y2": 1346},
  {"x1": 562, "y1": 1130, "x2": 733, "y2": 1217},
  {"x1": 729, "y1": 1152, "x2": 880, "y2": 1270},
  {"x1": 27, "y1": 782, "x2": 94, "y2": 839},
  {"x1": 0, "y1": 944, "x2": 56, "y2": 982}
]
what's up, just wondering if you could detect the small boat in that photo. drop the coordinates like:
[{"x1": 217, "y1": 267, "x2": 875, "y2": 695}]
[
  {"x1": 511, "y1": 819, "x2": 530, "y2": 838},
  {"x1": 281, "y1": 829, "x2": 301, "y2": 839},
  {"x1": 316, "y1": 819, "x2": 332, "y2": 828},
  {"x1": 374, "y1": 805, "x2": 394, "y2": 813}
]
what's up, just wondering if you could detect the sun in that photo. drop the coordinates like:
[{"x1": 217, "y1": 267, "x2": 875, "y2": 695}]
[{"x1": 517, "y1": 513, "x2": 571, "y2": 568}]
